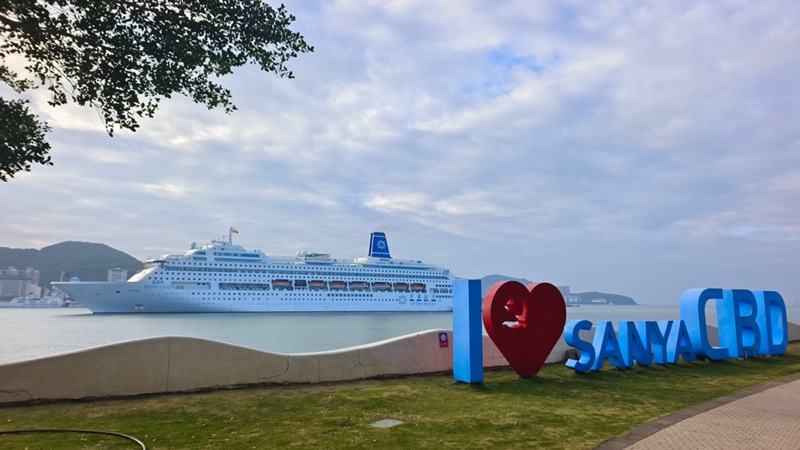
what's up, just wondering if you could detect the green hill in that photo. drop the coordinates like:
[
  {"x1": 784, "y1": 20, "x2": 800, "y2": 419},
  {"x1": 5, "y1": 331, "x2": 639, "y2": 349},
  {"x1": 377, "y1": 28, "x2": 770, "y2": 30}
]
[
  {"x1": 0, "y1": 248, "x2": 38, "y2": 269},
  {"x1": 0, "y1": 242, "x2": 144, "y2": 286}
]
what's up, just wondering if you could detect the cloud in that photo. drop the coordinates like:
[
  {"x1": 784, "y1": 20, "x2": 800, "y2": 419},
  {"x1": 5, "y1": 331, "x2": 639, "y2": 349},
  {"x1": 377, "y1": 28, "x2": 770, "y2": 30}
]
[{"x1": 3, "y1": 0, "x2": 799, "y2": 305}]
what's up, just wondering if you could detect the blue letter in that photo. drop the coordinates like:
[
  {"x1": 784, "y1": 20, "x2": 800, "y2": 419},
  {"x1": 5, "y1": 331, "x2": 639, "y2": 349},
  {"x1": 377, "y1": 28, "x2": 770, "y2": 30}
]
[
  {"x1": 453, "y1": 279, "x2": 483, "y2": 383},
  {"x1": 680, "y1": 288, "x2": 728, "y2": 360},
  {"x1": 666, "y1": 320, "x2": 696, "y2": 363},
  {"x1": 755, "y1": 291, "x2": 788, "y2": 356},
  {"x1": 592, "y1": 321, "x2": 625, "y2": 370},
  {"x1": 719, "y1": 289, "x2": 761, "y2": 358},
  {"x1": 647, "y1": 321, "x2": 672, "y2": 365},
  {"x1": 619, "y1": 321, "x2": 652, "y2": 367},
  {"x1": 564, "y1": 319, "x2": 595, "y2": 373}
]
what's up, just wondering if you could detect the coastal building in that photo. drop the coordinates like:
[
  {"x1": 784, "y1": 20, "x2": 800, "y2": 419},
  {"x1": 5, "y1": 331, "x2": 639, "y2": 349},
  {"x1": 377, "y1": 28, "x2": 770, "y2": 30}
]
[
  {"x1": 557, "y1": 285, "x2": 581, "y2": 305},
  {"x1": 0, "y1": 267, "x2": 41, "y2": 299}
]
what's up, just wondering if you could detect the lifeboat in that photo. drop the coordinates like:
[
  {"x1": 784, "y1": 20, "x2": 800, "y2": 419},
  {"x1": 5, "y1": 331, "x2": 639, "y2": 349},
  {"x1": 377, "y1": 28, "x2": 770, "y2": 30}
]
[
  {"x1": 309, "y1": 280, "x2": 327, "y2": 290},
  {"x1": 349, "y1": 281, "x2": 369, "y2": 290},
  {"x1": 393, "y1": 282, "x2": 409, "y2": 291},
  {"x1": 294, "y1": 280, "x2": 307, "y2": 288},
  {"x1": 371, "y1": 282, "x2": 392, "y2": 291},
  {"x1": 272, "y1": 279, "x2": 292, "y2": 289},
  {"x1": 329, "y1": 281, "x2": 346, "y2": 290},
  {"x1": 410, "y1": 283, "x2": 426, "y2": 292}
]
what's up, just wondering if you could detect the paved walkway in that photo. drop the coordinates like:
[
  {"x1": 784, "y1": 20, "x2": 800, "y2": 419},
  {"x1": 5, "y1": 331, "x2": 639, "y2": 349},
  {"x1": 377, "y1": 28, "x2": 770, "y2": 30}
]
[{"x1": 596, "y1": 372, "x2": 800, "y2": 450}]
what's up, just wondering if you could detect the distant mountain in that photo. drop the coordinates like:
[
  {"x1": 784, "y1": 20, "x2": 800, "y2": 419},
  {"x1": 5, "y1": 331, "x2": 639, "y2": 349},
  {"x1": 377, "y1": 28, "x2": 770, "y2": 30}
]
[
  {"x1": 570, "y1": 291, "x2": 637, "y2": 306},
  {"x1": 480, "y1": 274, "x2": 637, "y2": 305},
  {"x1": 0, "y1": 242, "x2": 144, "y2": 286},
  {"x1": 481, "y1": 274, "x2": 535, "y2": 297}
]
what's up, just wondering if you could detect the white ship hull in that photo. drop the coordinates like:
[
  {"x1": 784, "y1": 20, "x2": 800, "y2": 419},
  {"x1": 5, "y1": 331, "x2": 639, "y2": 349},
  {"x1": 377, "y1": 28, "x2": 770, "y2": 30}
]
[
  {"x1": 52, "y1": 231, "x2": 455, "y2": 314},
  {"x1": 51, "y1": 282, "x2": 451, "y2": 313}
]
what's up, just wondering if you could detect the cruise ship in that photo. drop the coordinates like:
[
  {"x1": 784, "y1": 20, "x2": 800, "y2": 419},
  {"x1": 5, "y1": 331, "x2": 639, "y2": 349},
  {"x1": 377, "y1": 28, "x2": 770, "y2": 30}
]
[{"x1": 51, "y1": 230, "x2": 456, "y2": 313}]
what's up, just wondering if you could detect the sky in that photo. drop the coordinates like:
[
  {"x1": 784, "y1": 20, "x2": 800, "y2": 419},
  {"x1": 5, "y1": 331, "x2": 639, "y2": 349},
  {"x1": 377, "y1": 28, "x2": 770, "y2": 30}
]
[{"x1": 2, "y1": 0, "x2": 799, "y2": 306}]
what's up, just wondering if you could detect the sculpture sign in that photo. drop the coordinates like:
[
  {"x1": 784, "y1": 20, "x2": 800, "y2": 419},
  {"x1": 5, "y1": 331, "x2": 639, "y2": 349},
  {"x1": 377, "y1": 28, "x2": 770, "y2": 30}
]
[
  {"x1": 482, "y1": 281, "x2": 566, "y2": 377},
  {"x1": 563, "y1": 288, "x2": 789, "y2": 373},
  {"x1": 453, "y1": 282, "x2": 789, "y2": 383}
]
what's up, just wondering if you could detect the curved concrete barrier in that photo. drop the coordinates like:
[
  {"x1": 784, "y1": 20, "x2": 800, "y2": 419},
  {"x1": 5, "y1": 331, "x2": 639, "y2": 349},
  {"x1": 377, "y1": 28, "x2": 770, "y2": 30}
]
[
  {"x1": 0, "y1": 330, "x2": 462, "y2": 404},
  {"x1": 2, "y1": 322, "x2": 798, "y2": 405}
]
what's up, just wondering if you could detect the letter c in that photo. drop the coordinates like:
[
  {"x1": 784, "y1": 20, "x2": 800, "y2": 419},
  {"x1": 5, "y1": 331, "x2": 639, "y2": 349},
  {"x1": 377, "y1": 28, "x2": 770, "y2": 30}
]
[{"x1": 680, "y1": 288, "x2": 728, "y2": 360}]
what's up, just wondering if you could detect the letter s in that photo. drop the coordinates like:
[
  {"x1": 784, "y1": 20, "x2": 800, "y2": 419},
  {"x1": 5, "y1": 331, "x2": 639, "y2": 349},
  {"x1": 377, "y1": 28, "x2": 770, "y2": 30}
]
[{"x1": 564, "y1": 319, "x2": 596, "y2": 373}]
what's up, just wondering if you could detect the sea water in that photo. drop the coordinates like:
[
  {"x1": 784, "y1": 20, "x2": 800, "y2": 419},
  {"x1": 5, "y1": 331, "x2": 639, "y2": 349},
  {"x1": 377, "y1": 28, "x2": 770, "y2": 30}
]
[{"x1": 1, "y1": 305, "x2": 799, "y2": 364}]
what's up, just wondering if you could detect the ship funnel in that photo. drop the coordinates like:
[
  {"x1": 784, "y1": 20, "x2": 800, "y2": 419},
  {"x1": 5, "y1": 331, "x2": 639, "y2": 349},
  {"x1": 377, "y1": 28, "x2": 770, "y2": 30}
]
[{"x1": 368, "y1": 232, "x2": 392, "y2": 258}]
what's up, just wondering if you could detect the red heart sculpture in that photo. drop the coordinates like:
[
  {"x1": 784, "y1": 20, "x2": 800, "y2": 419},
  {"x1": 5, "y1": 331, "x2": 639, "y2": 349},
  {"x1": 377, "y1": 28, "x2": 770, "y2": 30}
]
[{"x1": 483, "y1": 281, "x2": 566, "y2": 377}]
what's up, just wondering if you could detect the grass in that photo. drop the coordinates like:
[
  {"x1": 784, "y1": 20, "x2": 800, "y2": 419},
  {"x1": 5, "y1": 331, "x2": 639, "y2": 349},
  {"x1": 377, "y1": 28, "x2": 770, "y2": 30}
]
[{"x1": 2, "y1": 342, "x2": 800, "y2": 449}]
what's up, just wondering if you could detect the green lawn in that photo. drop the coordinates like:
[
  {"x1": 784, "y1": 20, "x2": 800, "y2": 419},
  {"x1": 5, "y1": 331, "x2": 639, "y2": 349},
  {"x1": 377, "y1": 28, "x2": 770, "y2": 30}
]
[{"x1": 2, "y1": 342, "x2": 800, "y2": 449}]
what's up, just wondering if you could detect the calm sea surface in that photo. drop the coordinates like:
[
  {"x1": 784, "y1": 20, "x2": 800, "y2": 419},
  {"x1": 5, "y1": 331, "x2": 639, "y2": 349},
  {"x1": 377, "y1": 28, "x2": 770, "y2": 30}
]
[{"x1": 2, "y1": 305, "x2": 799, "y2": 364}]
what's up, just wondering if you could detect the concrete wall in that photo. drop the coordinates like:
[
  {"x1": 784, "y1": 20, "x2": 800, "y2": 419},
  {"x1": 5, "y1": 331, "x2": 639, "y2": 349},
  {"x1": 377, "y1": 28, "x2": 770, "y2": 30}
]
[{"x1": 2, "y1": 322, "x2": 799, "y2": 405}]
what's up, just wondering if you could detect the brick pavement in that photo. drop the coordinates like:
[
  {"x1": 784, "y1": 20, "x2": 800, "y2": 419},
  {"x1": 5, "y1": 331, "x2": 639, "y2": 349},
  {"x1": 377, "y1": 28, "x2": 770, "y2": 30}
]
[{"x1": 596, "y1": 373, "x2": 800, "y2": 450}]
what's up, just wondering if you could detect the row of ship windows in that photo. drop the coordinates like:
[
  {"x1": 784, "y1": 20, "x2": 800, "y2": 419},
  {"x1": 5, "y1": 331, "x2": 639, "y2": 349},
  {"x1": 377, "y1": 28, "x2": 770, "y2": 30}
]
[
  {"x1": 189, "y1": 252, "x2": 421, "y2": 270},
  {"x1": 158, "y1": 269, "x2": 449, "y2": 281},
  {"x1": 162, "y1": 264, "x2": 447, "y2": 277},
  {"x1": 211, "y1": 258, "x2": 263, "y2": 263},
  {"x1": 176, "y1": 295, "x2": 441, "y2": 301},
  {"x1": 165, "y1": 281, "x2": 451, "y2": 294},
  {"x1": 154, "y1": 275, "x2": 448, "y2": 283},
  {"x1": 180, "y1": 290, "x2": 449, "y2": 298}
]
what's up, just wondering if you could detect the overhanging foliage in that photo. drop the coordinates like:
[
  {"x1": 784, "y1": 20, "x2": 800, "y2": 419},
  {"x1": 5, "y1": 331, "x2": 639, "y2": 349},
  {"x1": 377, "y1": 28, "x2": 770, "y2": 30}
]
[{"x1": 0, "y1": 0, "x2": 313, "y2": 180}]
